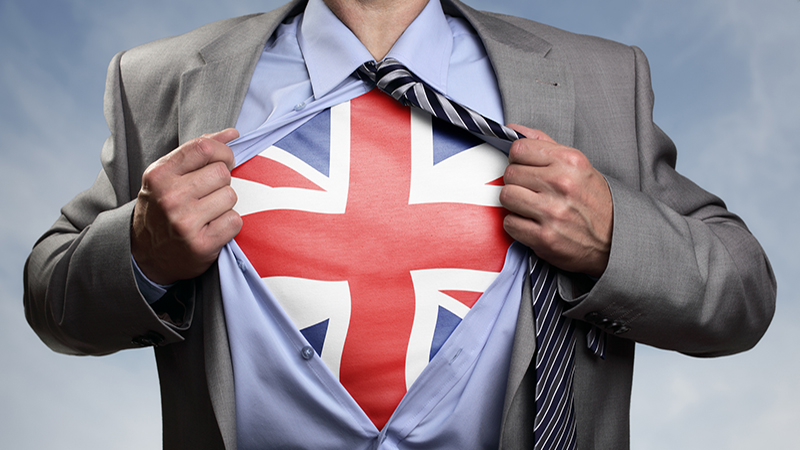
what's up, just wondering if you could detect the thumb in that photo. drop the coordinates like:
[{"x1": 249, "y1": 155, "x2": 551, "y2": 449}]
[
  {"x1": 204, "y1": 128, "x2": 240, "y2": 145},
  {"x1": 507, "y1": 124, "x2": 556, "y2": 143}
]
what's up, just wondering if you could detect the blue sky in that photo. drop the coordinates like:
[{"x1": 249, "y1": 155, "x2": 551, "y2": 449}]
[{"x1": 1, "y1": 0, "x2": 798, "y2": 448}]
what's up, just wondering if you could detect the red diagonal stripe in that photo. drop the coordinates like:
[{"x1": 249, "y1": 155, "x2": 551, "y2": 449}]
[
  {"x1": 232, "y1": 155, "x2": 324, "y2": 191},
  {"x1": 486, "y1": 176, "x2": 505, "y2": 186},
  {"x1": 439, "y1": 290, "x2": 484, "y2": 309}
]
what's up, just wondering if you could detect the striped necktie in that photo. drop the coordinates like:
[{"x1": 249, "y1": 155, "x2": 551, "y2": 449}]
[
  {"x1": 358, "y1": 57, "x2": 605, "y2": 449},
  {"x1": 357, "y1": 57, "x2": 523, "y2": 153},
  {"x1": 530, "y1": 256, "x2": 577, "y2": 450}
]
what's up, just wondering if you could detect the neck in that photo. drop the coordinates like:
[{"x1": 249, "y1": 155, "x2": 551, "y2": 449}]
[{"x1": 323, "y1": 0, "x2": 430, "y2": 61}]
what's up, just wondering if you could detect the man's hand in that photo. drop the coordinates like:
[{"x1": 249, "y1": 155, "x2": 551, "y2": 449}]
[
  {"x1": 500, "y1": 124, "x2": 612, "y2": 278},
  {"x1": 131, "y1": 129, "x2": 242, "y2": 285}
]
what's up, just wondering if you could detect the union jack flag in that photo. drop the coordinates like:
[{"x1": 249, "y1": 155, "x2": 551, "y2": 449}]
[{"x1": 230, "y1": 90, "x2": 513, "y2": 429}]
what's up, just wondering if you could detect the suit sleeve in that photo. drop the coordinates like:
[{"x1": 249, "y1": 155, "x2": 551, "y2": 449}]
[
  {"x1": 23, "y1": 51, "x2": 190, "y2": 356},
  {"x1": 561, "y1": 46, "x2": 776, "y2": 357}
]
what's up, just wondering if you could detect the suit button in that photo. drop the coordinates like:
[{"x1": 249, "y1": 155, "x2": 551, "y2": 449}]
[
  {"x1": 613, "y1": 325, "x2": 631, "y2": 335},
  {"x1": 132, "y1": 331, "x2": 165, "y2": 347},
  {"x1": 301, "y1": 346, "x2": 315, "y2": 360},
  {"x1": 584, "y1": 311, "x2": 601, "y2": 323}
]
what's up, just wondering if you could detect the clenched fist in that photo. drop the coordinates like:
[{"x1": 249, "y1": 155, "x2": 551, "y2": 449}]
[
  {"x1": 131, "y1": 129, "x2": 242, "y2": 285},
  {"x1": 500, "y1": 124, "x2": 613, "y2": 278}
]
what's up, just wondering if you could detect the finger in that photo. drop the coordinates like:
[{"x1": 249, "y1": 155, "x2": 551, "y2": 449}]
[
  {"x1": 503, "y1": 212, "x2": 541, "y2": 240},
  {"x1": 507, "y1": 124, "x2": 556, "y2": 143},
  {"x1": 180, "y1": 160, "x2": 233, "y2": 200},
  {"x1": 502, "y1": 213, "x2": 553, "y2": 259},
  {"x1": 507, "y1": 135, "x2": 561, "y2": 167},
  {"x1": 204, "y1": 128, "x2": 239, "y2": 170},
  {"x1": 201, "y1": 209, "x2": 243, "y2": 251},
  {"x1": 499, "y1": 184, "x2": 547, "y2": 223},
  {"x1": 193, "y1": 185, "x2": 239, "y2": 231},
  {"x1": 167, "y1": 133, "x2": 237, "y2": 175},
  {"x1": 205, "y1": 128, "x2": 240, "y2": 145},
  {"x1": 503, "y1": 162, "x2": 552, "y2": 192}
]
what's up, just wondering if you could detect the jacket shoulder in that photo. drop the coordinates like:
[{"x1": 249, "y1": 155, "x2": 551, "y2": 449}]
[
  {"x1": 482, "y1": 10, "x2": 634, "y2": 57},
  {"x1": 118, "y1": 14, "x2": 265, "y2": 79}
]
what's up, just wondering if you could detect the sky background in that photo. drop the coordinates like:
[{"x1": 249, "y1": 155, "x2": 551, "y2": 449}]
[{"x1": 1, "y1": 0, "x2": 797, "y2": 448}]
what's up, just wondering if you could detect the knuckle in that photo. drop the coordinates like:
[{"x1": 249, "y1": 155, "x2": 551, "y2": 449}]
[
  {"x1": 550, "y1": 202, "x2": 570, "y2": 223},
  {"x1": 538, "y1": 225, "x2": 559, "y2": 248},
  {"x1": 502, "y1": 213, "x2": 517, "y2": 231},
  {"x1": 190, "y1": 138, "x2": 214, "y2": 161},
  {"x1": 142, "y1": 162, "x2": 166, "y2": 188},
  {"x1": 554, "y1": 176, "x2": 577, "y2": 195},
  {"x1": 503, "y1": 165, "x2": 517, "y2": 183},
  {"x1": 503, "y1": 215, "x2": 525, "y2": 241},
  {"x1": 498, "y1": 185, "x2": 515, "y2": 207},
  {"x1": 171, "y1": 216, "x2": 193, "y2": 237},
  {"x1": 562, "y1": 150, "x2": 581, "y2": 165},
  {"x1": 212, "y1": 161, "x2": 232, "y2": 182},
  {"x1": 508, "y1": 140, "x2": 528, "y2": 162},
  {"x1": 157, "y1": 190, "x2": 182, "y2": 213},
  {"x1": 562, "y1": 148, "x2": 589, "y2": 170},
  {"x1": 223, "y1": 185, "x2": 238, "y2": 206},
  {"x1": 229, "y1": 212, "x2": 243, "y2": 232},
  {"x1": 220, "y1": 212, "x2": 244, "y2": 239}
]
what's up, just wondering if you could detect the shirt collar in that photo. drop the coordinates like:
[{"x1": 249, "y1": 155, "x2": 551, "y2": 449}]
[{"x1": 299, "y1": 0, "x2": 454, "y2": 99}]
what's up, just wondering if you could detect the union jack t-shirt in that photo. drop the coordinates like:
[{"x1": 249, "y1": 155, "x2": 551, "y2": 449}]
[{"x1": 230, "y1": 90, "x2": 514, "y2": 429}]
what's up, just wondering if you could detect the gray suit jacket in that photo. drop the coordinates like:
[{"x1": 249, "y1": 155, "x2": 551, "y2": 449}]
[{"x1": 23, "y1": 1, "x2": 776, "y2": 449}]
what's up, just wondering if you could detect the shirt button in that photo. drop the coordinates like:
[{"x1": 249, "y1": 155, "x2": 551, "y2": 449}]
[
  {"x1": 293, "y1": 102, "x2": 306, "y2": 111},
  {"x1": 236, "y1": 259, "x2": 247, "y2": 273},
  {"x1": 301, "y1": 346, "x2": 314, "y2": 360}
]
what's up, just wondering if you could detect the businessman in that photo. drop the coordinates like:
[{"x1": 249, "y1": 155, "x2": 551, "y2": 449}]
[{"x1": 24, "y1": 0, "x2": 776, "y2": 448}]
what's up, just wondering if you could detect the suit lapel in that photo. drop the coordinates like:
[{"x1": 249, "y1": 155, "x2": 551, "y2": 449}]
[
  {"x1": 201, "y1": 266, "x2": 238, "y2": 450},
  {"x1": 499, "y1": 270, "x2": 537, "y2": 449},
  {"x1": 444, "y1": 0, "x2": 576, "y2": 148},
  {"x1": 177, "y1": 1, "x2": 306, "y2": 144},
  {"x1": 184, "y1": 2, "x2": 307, "y2": 449}
]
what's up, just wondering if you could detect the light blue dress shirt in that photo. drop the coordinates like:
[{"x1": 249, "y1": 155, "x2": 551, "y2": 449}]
[{"x1": 139, "y1": 1, "x2": 528, "y2": 448}]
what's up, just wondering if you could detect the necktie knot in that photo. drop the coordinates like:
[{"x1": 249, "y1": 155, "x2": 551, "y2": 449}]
[
  {"x1": 357, "y1": 57, "x2": 525, "y2": 152},
  {"x1": 358, "y1": 57, "x2": 419, "y2": 104},
  {"x1": 356, "y1": 60, "x2": 377, "y2": 82}
]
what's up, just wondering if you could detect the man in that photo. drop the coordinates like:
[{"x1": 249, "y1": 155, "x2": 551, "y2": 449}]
[{"x1": 23, "y1": 0, "x2": 776, "y2": 448}]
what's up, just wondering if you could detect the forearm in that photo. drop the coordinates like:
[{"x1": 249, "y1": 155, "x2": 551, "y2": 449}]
[{"x1": 561, "y1": 176, "x2": 775, "y2": 356}]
